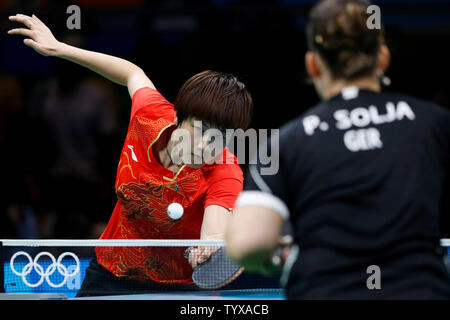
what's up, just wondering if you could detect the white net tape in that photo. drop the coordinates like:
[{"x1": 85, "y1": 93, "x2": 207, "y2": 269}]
[
  {"x1": 0, "y1": 239, "x2": 226, "y2": 247},
  {"x1": 1, "y1": 238, "x2": 448, "y2": 246}
]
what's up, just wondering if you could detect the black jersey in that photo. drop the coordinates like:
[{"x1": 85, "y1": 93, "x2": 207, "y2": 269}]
[{"x1": 240, "y1": 87, "x2": 450, "y2": 299}]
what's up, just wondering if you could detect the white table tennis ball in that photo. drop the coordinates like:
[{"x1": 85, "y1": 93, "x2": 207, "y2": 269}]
[{"x1": 167, "y1": 202, "x2": 184, "y2": 220}]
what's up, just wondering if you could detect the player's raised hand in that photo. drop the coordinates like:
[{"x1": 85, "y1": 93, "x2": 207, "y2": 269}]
[
  {"x1": 8, "y1": 14, "x2": 62, "y2": 56},
  {"x1": 7, "y1": 13, "x2": 155, "y2": 97}
]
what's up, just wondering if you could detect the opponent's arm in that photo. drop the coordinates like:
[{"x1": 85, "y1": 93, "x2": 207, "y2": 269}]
[{"x1": 8, "y1": 14, "x2": 154, "y2": 97}]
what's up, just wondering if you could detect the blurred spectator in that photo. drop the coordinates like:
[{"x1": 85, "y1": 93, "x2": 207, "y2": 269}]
[
  {"x1": 29, "y1": 34, "x2": 118, "y2": 239},
  {"x1": 0, "y1": 73, "x2": 41, "y2": 238},
  {"x1": 432, "y1": 90, "x2": 449, "y2": 109}
]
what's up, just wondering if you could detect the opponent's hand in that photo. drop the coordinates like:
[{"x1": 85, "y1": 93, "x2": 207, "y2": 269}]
[
  {"x1": 8, "y1": 14, "x2": 62, "y2": 56},
  {"x1": 276, "y1": 235, "x2": 293, "y2": 264},
  {"x1": 237, "y1": 235, "x2": 293, "y2": 276}
]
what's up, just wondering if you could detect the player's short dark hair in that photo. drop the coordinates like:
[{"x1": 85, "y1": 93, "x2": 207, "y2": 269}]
[
  {"x1": 174, "y1": 70, "x2": 253, "y2": 130},
  {"x1": 306, "y1": 0, "x2": 384, "y2": 80}
]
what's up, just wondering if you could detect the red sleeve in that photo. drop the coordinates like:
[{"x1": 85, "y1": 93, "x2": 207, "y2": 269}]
[
  {"x1": 130, "y1": 87, "x2": 175, "y2": 124},
  {"x1": 203, "y1": 149, "x2": 244, "y2": 210}
]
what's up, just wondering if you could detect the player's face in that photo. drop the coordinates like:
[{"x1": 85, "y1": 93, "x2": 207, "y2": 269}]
[{"x1": 174, "y1": 118, "x2": 228, "y2": 168}]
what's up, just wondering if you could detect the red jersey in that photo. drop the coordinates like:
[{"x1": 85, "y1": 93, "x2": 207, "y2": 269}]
[{"x1": 96, "y1": 87, "x2": 243, "y2": 284}]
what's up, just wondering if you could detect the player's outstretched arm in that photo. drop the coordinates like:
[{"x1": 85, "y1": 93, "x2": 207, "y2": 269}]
[
  {"x1": 8, "y1": 14, "x2": 155, "y2": 97},
  {"x1": 186, "y1": 205, "x2": 230, "y2": 269}
]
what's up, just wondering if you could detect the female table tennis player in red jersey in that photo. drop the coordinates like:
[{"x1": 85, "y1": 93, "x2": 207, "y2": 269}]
[{"x1": 8, "y1": 14, "x2": 253, "y2": 296}]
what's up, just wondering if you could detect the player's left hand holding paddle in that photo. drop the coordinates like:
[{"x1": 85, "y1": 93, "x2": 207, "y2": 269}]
[
  {"x1": 187, "y1": 245, "x2": 220, "y2": 269},
  {"x1": 185, "y1": 246, "x2": 244, "y2": 290}
]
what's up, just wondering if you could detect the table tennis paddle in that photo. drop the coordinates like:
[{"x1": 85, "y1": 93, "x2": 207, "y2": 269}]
[{"x1": 184, "y1": 246, "x2": 244, "y2": 290}]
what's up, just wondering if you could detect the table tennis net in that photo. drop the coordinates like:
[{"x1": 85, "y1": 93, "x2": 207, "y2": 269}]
[{"x1": 0, "y1": 239, "x2": 281, "y2": 298}]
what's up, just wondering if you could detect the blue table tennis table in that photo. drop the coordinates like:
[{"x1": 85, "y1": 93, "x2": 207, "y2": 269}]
[
  {"x1": 74, "y1": 288, "x2": 285, "y2": 300},
  {"x1": 0, "y1": 288, "x2": 285, "y2": 300}
]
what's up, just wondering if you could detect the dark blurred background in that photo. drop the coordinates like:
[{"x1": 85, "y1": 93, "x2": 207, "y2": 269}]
[{"x1": 0, "y1": 0, "x2": 449, "y2": 239}]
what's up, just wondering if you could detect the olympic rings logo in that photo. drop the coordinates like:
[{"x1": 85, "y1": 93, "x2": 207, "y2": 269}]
[{"x1": 10, "y1": 251, "x2": 80, "y2": 288}]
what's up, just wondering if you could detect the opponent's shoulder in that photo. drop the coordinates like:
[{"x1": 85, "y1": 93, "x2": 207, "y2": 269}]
[{"x1": 385, "y1": 91, "x2": 450, "y2": 117}]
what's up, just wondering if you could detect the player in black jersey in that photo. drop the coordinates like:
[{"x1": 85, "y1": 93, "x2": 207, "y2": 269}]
[{"x1": 226, "y1": 0, "x2": 450, "y2": 299}]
